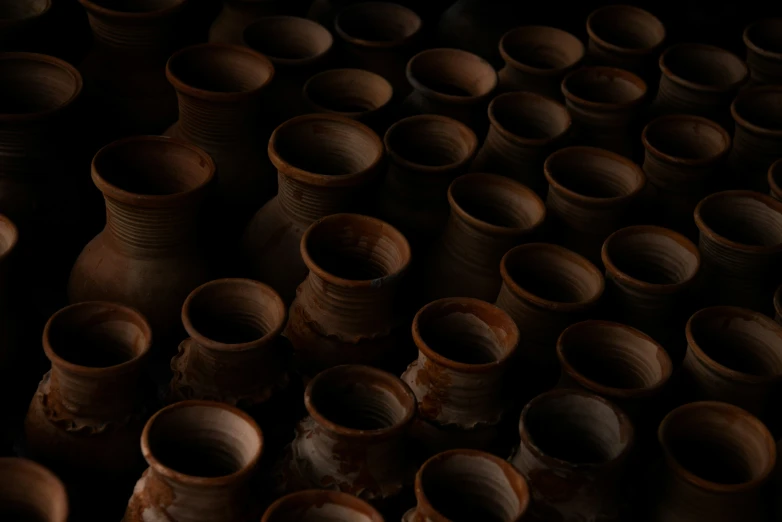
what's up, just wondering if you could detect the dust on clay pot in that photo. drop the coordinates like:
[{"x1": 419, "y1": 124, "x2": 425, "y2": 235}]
[
  {"x1": 0, "y1": 458, "x2": 68, "y2": 522},
  {"x1": 650, "y1": 401, "x2": 776, "y2": 522},
  {"x1": 770, "y1": 159, "x2": 782, "y2": 200},
  {"x1": 497, "y1": 26, "x2": 584, "y2": 101},
  {"x1": 510, "y1": 388, "x2": 634, "y2": 522},
  {"x1": 124, "y1": 400, "x2": 264, "y2": 522},
  {"x1": 285, "y1": 213, "x2": 411, "y2": 376},
  {"x1": 0, "y1": 0, "x2": 52, "y2": 50},
  {"x1": 262, "y1": 490, "x2": 384, "y2": 522},
  {"x1": 403, "y1": 449, "x2": 530, "y2": 522},
  {"x1": 209, "y1": 0, "x2": 310, "y2": 44},
  {"x1": 241, "y1": 114, "x2": 383, "y2": 305},
  {"x1": 470, "y1": 91, "x2": 571, "y2": 196},
  {"x1": 743, "y1": 18, "x2": 782, "y2": 86}
]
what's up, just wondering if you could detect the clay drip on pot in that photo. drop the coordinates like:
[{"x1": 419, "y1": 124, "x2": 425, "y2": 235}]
[
  {"x1": 730, "y1": 86, "x2": 782, "y2": 191},
  {"x1": 498, "y1": 26, "x2": 584, "y2": 100},
  {"x1": 771, "y1": 159, "x2": 782, "y2": 200},
  {"x1": 743, "y1": 18, "x2": 782, "y2": 85},
  {"x1": 263, "y1": 490, "x2": 384, "y2": 522},
  {"x1": 303, "y1": 68, "x2": 393, "y2": 130},
  {"x1": 0, "y1": 458, "x2": 68, "y2": 522}
]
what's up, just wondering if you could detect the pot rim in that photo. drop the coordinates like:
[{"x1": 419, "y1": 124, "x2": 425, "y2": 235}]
[
  {"x1": 241, "y1": 15, "x2": 333, "y2": 67},
  {"x1": 731, "y1": 85, "x2": 782, "y2": 137},
  {"x1": 499, "y1": 25, "x2": 584, "y2": 76},
  {"x1": 384, "y1": 114, "x2": 478, "y2": 173},
  {"x1": 488, "y1": 91, "x2": 571, "y2": 146},
  {"x1": 78, "y1": 0, "x2": 187, "y2": 19},
  {"x1": 334, "y1": 1, "x2": 422, "y2": 49},
  {"x1": 406, "y1": 48, "x2": 498, "y2": 105},
  {"x1": 586, "y1": 4, "x2": 666, "y2": 56},
  {"x1": 0, "y1": 457, "x2": 69, "y2": 522},
  {"x1": 642, "y1": 114, "x2": 731, "y2": 167},
  {"x1": 561, "y1": 65, "x2": 647, "y2": 110},
  {"x1": 0, "y1": 214, "x2": 18, "y2": 263},
  {"x1": 261, "y1": 490, "x2": 385, "y2": 522},
  {"x1": 743, "y1": 18, "x2": 782, "y2": 59},
  {"x1": 694, "y1": 190, "x2": 782, "y2": 254},
  {"x1": 770, "y1": 159, "x2": 782, "y2": 199},
  {"x1": 658, "y1": 42, "x2": 748, "y2": 93},
  {"x1": 302, "y1": 68, "x2": 394, "y2": 118}
]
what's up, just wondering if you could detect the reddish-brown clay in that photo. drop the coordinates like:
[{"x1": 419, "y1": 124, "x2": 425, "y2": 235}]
[
  {"x1": 561, "y1": 66, "x2": 647, "y2": 157},
  {"x1": 729, "y1": 86, "x2": 782, "y2": 191},
  {"x1": 770, "y1": 159, "x2": 782, "y2": 200},
  {"x1": 403, "y1": 449, "x2": 530, "y2": 522},
  {"x1": 241, "y1": 115, "x2": 383, "y2": 305},
  {"x1": 743, "y1": 18, "x2": 782, "y2": 86},
  {"x1": 694, "y1": 190, "x2": 782, "y2": 313},
  {"x1": 424, "y1": 173, "x2": 546, "y2": 301},
  {"x1": 68, "y1": 136, "x2": 215, "y2": 345},
  {"x1": 510, "y1": 389, "x2": 634, "y2": 522},
  {"x1": 0, "y1": 0, "x2": 51, "y2": 49},
  {"x1": 263, "y1": 490, "x2": 385, "y2": 521},
  {"x1": 334, "y1": 2, "x2": 422, "y2": 99},
  {"x1": 470, "y1": 92, "x2": 571, "y2": 195},
  {"x1": 125, "y1": 400, "x2": 264, "y2": 522},
  {"x1": 285, "y1": 213, "x2": 410, "y2": 376},
  {"x1": 280, "y1": 365, "x2": 416, "y2": 504},
  {"x1": 209, "y1": 0, "x2": 309, "y2": 44},
  {"x1": 401, "y1": 298, "x2": 519, "y2": 453},
  {"x1": 0, "y1": 458, "x2": 68, "y2": 522},
  {"x1": 650, "y1": 401, "x2": 775, "y2": 522},
  {"x1": 498, "y1": 26, "x2": 584, "y2": 101},
  {"x1": 544, "y1": 146, "x2": 646, "y2": 264}
]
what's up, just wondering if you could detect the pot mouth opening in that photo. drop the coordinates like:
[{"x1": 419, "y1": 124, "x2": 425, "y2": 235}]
[
  {"x1": 563, "y1": 66, "x2": 646, "y2": 105},
  {"x1": 644, "y1": 116, "x2": 730, "y2": 161},
  {"x1": 167, "y1": 44, "x2": 273, "y2": 95},
  {"x1": 243, "y1": 16, "x2": 332, "y2": 64},
  {"x1": 450, "y1": 174, "x2": 545, "y2": 231},
  {"x1": 0, "y1": 0, "x2": 50, "y2": 19},
  {"x1": 0, "y1": 55, "x2": 81, "y2": 116},
  {"x1": 263, "y1": 490, "x2": 383, "y2": 522},
  {"x1": 0, "y1": 215, "x2": 18, "y2": 259},
  {"x1": 335, "y1": 1, "x2": 421, "y2": 45},
  {"x1": 490, "y1": 92, "x2": 570, "y2": 142},
  {"x1": 407, "y1": 49, "x2": 497, "y2": 100},
  {"x1": 696, "y1": 192, "x2": 782, "y2": 248},
  {"x1": 304, "y1": 69, "x2": 393, "y2": 115},
  {"x1": 500, "y1": 26, "x2": 584, "y2": 71},
  {"x1": 587, "y1": 5, "x2": 665, "y2": 52},
  {"x1": 386, "y1": 115, "x2": 477, "y2": 169},
  {"x1": 661, "y1": 44, "x2": 747, "y2": 90},
  {"x1": 0, "y1": 458, "x2": 68, "y2": 522},
  {"x1": 545, "y1": 147, "x2": 645, "y2": 200},
  {"x1": 81, "y1": 0, "x2": 183, "y2": 14},
  {"x1": 732, "y1": 87, "x2": 782, "y2": 133},
  {"x1": 744, "y1": 18, "x2": 782, "y2": 56}
]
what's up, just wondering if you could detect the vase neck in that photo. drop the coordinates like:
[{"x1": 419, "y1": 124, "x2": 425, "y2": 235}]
[
  {"x1": 48, "y1": 364, "x2": 142, "y2": 421},
  {"x1": 176, "y1": 94, "x2": 261, "y2": 144},
  {"x1": 439, "y1": 212, "x2": 520, "y2": 274},
  {"x1": 86, "y1": 12, "x2": 179, "y2": 53},
  {"x1": 277, "y1": 172, "x2": 365, "y2": 225}
]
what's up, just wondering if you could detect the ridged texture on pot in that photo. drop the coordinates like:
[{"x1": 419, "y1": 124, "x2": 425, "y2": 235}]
[
  {"x1": 0, "y1": 458, "x2": 68, "y2": 522},
  {"x1": 729, "y1": 86, "x2": 782, "y2": 192},
  {"x1": 262, "y1": 490, "x2": 385, "y2": 522},
  {"x1": 209, "y1": 0, "x2": 309, "y2": 44},
  {"x1": 743, "y1": 18, "x2": 782, "y2": 86}
]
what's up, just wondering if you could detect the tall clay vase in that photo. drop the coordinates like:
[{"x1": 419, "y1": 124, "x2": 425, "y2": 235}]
[
  {"x1": 401, "y1": 298, "x2": 519, "y2": 453},
  {"x1": 561, "y1": 66, "x2": 647, "y2": 158},
  {"x1": 263, "y1": 490, "x2": 384, "y2": 521},
  {"x1": 730, "y1": 86, "x2": 782, "y2": 192},
  {"x1": 285, "y1": 214, "x2": 411, "y2": 376},
  {"x1": 510, "y1": 389, "x2": 634, "y2": 522},
  {"x1": 68, "y1": 136, "x2": 215, "y2": 346},
  {"x1": 423, "y1": 174, "x2": 546, "y2": 301},
  {"x1": 470, "y1": 92, "x2": 571, "y2": 196},
  {"x1": 334, "y1": 2, "x2": 422, "y2": 99},
  {"x1": 544, "y1": 146, "x2": 646, "y2": 264},
  {"x1": 280, "y1": 365, "x2": 416, "y2": 506},
  {"x1": 497, "y1": 26, "x2": 584, "y2": 101},
  {"x1": 641, "y1": 115, "x2": 731, "y2": 238},
  {"x1": 209, "y1": 0, "x2": 309, "y2": 44},
  {"x1": 403, "y1": 449, "x2": 530, "y2": 522},
  {"x1": 124, "y1": 400, "x2": 264, "y2": 522},
  {"x1": 694, "y1": 190, "x2": 782, "y2": 313},
  {"x1": 771, "y1": 159, "x2": 782, "y2": 200},
  {"x1": 743, "y1": 18, "x2": 782, "y2": 86},
  {"x1": 0, "y1": 0, "x2": 52, "y2": 50},
  {"x1": 650, "y1": 401, "x2": 776, "y2": 522},
  {"x1": 241, "y1": 114, "x2": 383, "y2": 305},
  {"x1": 0, "y1": 458, "x2": 68, "y2": 522}
]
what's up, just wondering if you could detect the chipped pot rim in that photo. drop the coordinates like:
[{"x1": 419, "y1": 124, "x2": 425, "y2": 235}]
[
  {"x1": 262, "y1": 490, "x2": 385, "y2": 522},
  {"x1": 586, "y1": 4, "x2": 666, "y2": 56},
  {"x1": 334, "y1": 1, "x2": 422, "y2": 50},
  {"x1": 658, "y1": 43, "x2": 749, "y2": 94},
  {"x1": 488, "y1": 91, "x2": 572, "y2": 146},
  {"x1": 499, "y1": 25, "x2": 585, "y2": 76},
  {"x1": 642, "y1": 114, "x2": 732, "y2": 167},
  {"x1": 78, "y1": 0, "x2": 187, "y2": 20},
  {"x1": 694, "y1": 190, "x2": 782, "y2": 253},
  {"x1": 302, "y1": 68, "x2": 394, "y2": 118}
]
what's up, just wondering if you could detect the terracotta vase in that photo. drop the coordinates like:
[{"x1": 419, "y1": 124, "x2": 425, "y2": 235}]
[
  {"x1": 334, "y1": 1, "x2": 422, "y2": 100},
  {"x1": 641, "y1": 115, "x2": 731, "y2": 237},
  {"x1": 403, "y1": 449, "x2": 530, "y2": 522},
  {"x1": 729, "y1": 86, "x2": 782, "y2": 192},
  {"x1": 544, "y1": 146, "x2": 646, "y2": 264},
  {"x1": 601, "y1": 225, "x2": 700, "y2": 356},
  {"x1": 652, "y1": 43, "x2": 748, "y2": 129},
  {"x1": 694, "y1": 190, "x2": 782, "y2": 313},
  {"x1": 124, "y1": 400, "x2": 264, "y2": 522},
  {"x1": 78, "y1": 0, "x2": 186, "y2": 139},
  {"x1": 280, "y1": 365, "x2": 416, "y2": 505},
  {"x1": 561, "y1": 66, "x2": 647, "y2": 157},
  {"x1": 423, "y1": 173, "x2": 546, "y2": 301},
  {"x1": 242, "y1": 16, "x2": 333, "y2": 124},
  {"x1": 262, "y1": 490, "x2": 384, "y2": 521},
  {"x1": 510, "y1": 389, "x2": 634, "y2": 522},
  {"x1": 771, "y1": 159, "x2": 782, "y2": 200},
  {"x1": 377, "y1": 115, "x2": 478, "y2": 246},
  {"x1": 401, "y1": 298, "x2": 519, "y2": 453},
  {"x1": 68, "y1": 136, "x2": 215, "y2": 345},
  {"x1": 469, "y1": 91, "x2": 571, "y2": 196},
  {"x1": 743, "y1": 18, "x2": 782, "y2": 86},
  {"x1": 241, "y1": 114, "x2": 383, "y2": 305},
  {"x1": 209, "y1": 0, "x2": 310, "y2": 44},
  {"x1": 650, "y1": 401, "x2": 775, "y2": 522},
  {"x1": 285, "y1": 214, "x2": 410, "y2": 376},
  {"x1": 0, "y1": 0, "x2": 51, "y2": 50},
  {"x1": 0, "y1": 458, "x2": 68, "y2": 522},
  {"x1": 497, "y1": 26, "x2": 584, "y2": 101},
  {"x1": 495, "y1": 243, "x2": 605, "y2": 393},
  {"x1": 403, "y1": 48, "x2": 497, "y2": 133}
]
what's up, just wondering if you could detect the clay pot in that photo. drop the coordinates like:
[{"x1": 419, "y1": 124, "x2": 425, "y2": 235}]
[
  {"x1": 743, "y1": 18, "x2": 782, "y2": 86},
  {"x1": 68, "y1": 136, "x2": 215, "y2": 346},
  {"x1": 652, "y1": 43, "x2": 748, "y2": 129},
  {"x1": 242, "y1": 16, "x2": 333, "y2": 124},
  {"x1": 585, "y1": 5, "x2": 666, "y2": 82},
  {"x1": 650, "y1": 401, "x2": 775, "y2": 522},
  {"x1": 403, "y1": 48, "x2": 497, "y2": 132},
  {"x1": 262, "y1": 490, "x2": 384, "y2": 521},
  {"x1": 125, "y1": 400, "x2": 264, "y2": 522},
  {"x1": 334, "y1": 2, "x2": 422, "y2": 99},
  {"x1": 561, "y1": 66, "x2": 647, "y2": 157},
  {"x1": 209, "y1": 0, "x2": 310, "y2": 44},
  {"x1": 771, "y1": 159, "x2": 782, "y2": 200},
  {"x1": 694, "y1": 190, "x2": 782, "y2": 313},
  {"x1": 497, "y1": 26, "x2": 585, "y2": 101},
  {"x1": 424, "y1": 173, "x2": 546, "y2": 301},
  {"x1": 510, "y1": 389, "x2": 633, "y2": 522},
  {"x1": 401, "y1": 298, "x2": 519, "y2": 453},
  {"x1": 377, "y1": 115, "x2": 478, "y2": 246},
  {"x1": 0, "y1": 458, "x2": 68, "y2": 522},
  {"x1": 280, "y1": 365, "x2": 416, "y2": 506},
  {"x1": 0, "y1": 0, "x2": 51, "y2": 50},
  {"x1": 544, "y1": 146, "x2": 646, "y2": 264},
  {"x1": 641, "y1": 115, "x2": 731, "y2": 237},
  {"x1": 403, "y1": 449, "x2": 530, "y2": 522},
  {"x1": 601, "y1": 225, "x2": 700, "y2": 355},
  {"x1": 285, "y1": 214, "x2": 410, "y2": 376},
  {"x1": 241, "y1": 114, "x2": 383, "y2": 305},
  {"x1": 729, "y1": 86, "x2": 782, "y2": 192},
  {"x1": 470, "y1": 92, "x2": 571, "y2": 195}
]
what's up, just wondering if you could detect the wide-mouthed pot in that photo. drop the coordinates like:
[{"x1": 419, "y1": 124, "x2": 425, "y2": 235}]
[
  {"x1": 743, "y1": 18, "x2": 782, "y2": 86},
  {"x1": 0, "y1": 458, "x2": 68, "y2": 522}
]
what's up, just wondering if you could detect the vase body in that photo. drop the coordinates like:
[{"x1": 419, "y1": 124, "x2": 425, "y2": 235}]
[
  {"x1": 743, "y1": 19, "x2": 782, "y2": 86},
  {"x1": 209, "y1": 0, "x2": 309, "y2": 44},
  {"x1": 262, "y1": 490, "x2": 384, "y2": 522},
  {"x1": 0, "y1": 458, "x2": 68, "y2": 522},
  {"x1": 729, "y1": 86, "x2": 782, "y2": 192}
]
